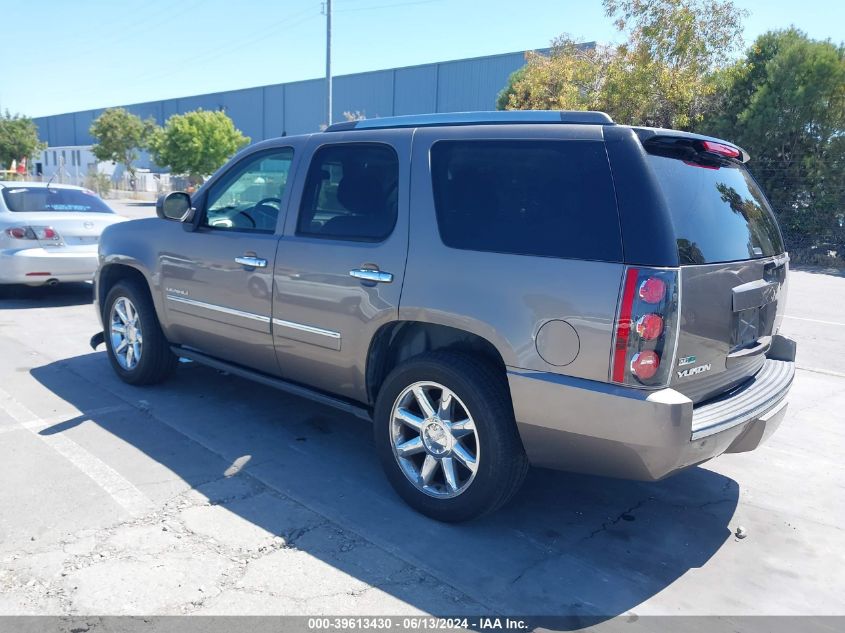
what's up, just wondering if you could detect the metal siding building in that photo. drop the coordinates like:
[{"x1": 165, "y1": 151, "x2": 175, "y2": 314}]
[{"x1": 33, "y1": 50, "x2": 537, "y2": 149}]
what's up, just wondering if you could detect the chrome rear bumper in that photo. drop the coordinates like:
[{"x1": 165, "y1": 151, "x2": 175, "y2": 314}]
[{"x1": 508, "y1": 337, "x2": 796, "y2": 481}]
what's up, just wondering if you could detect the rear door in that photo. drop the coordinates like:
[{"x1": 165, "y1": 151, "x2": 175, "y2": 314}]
[
  {"x1": 646, "y1": 150, "x2": 788, "y2": 403},
  {"x1": 272, "y1": 130, "x2": 411, "y2": 403}
]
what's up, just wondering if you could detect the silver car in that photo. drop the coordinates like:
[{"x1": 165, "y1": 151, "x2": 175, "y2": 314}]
[
  {"x1": 0, "y1": 181, "x2": 125, "y2": 286},
  {"x1": 92, "y1": 111, "x2": 796, "y2": 522}
]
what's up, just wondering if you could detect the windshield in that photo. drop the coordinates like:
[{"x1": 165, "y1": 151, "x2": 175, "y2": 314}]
[
  {"x1": 648, "y1": 155, "x2": 785, "y2": 265},
  {"x1": 1, "y1": 187, "x2": 114, "y2": 213}
]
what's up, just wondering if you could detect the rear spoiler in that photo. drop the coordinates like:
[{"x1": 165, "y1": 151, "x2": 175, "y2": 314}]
[{"x1": 634, "y1": 128, "x2": 750, "y2": 164}]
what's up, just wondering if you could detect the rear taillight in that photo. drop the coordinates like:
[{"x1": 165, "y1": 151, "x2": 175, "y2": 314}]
[
  {"x1": 611, "y1": 267, "x2": 680, "y2": 387},
  {"x1": 630, "y1": 350, "x2": 660, "y2": 380},
  {"x1": 635, "y1": 313, "x2": 664, "y2": 340},
  {"x1": 6, "y1": 227, "x2": 29, "y2": 239},
  {"x1": 638, "y1": 277, "x2": 666, "y2": 303},
  {"x1": 5, "y1": 226, "x2": 61, "y2": 241}
]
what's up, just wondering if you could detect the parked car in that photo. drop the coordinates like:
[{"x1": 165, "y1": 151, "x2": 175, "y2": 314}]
[
  {"x1": 0, "y1": 181, "x2": 125, "y2": 286},
  {"x1": 92, "y1": 111, "x2": 796, "y2": 522}
]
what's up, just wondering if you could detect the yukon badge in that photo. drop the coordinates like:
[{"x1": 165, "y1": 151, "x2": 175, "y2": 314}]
[{"x1": 678, "y1": 363, "x2": 712, "y2": 378}]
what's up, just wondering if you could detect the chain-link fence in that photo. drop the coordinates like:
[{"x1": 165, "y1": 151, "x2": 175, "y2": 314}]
[
  {"x1": 750, "y1": 162, "x2": 845, "y2": 269},
  {"x1": 781, "y1": 226, "x2": 845, "y2": 268}
]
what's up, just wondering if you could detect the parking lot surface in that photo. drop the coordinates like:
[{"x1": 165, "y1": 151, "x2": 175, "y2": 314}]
[{"x1": 0, "y1": 203, "x2": 842, "y2": 619}]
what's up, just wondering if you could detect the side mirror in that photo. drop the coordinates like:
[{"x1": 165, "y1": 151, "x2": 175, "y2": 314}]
[{"x1": 156, "y1": 191, "x2": 195, "y2": 222}]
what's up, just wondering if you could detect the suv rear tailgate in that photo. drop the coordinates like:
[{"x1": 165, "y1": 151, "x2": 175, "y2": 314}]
[
  {"x1": 674, "y1": 256, "x2": 788, "y2": 403},
  {"x1": 642, "y1": 136, "x2": 789, "y2": 403}
]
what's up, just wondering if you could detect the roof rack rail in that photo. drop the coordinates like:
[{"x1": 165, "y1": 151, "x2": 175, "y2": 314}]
[{"x1": 324, "y1": 110, "x2": 614, "y2": 132}]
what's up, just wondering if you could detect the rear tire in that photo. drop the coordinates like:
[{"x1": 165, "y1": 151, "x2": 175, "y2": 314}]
[
  {"x1": 374, "y1": 351, "x2": 528, "y2": 522},
  {"x1": 103, "y1": 279, "x2": 176, "y2": 385}
]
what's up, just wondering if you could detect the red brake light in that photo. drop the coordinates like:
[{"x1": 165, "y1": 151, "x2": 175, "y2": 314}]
[
  {"x1": 5, "y1": 226, "x2": 60, "y2": 241},
  {"x1": 701, "y1": 140, "x2": 740, "y2": 159},
  {"x1": 638, "y1": 277, "x2": 666, "y2": 303},
  {"x1": 630, "y1": 351, "x2": 660, "y2": 380},
  {"x1": 635, "y1": 314, "x2": 664, "y2": 340},
  {"x1": 612, "y1": 268, "x2": 640, "y2": 383},
  {"x1": 611, "y1": 267, "x2": 680, "y2": 387}
]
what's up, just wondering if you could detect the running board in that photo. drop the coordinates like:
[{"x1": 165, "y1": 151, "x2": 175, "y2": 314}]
[{"x1": 170, "y1": 346, "x2": 372, "y2": 421}]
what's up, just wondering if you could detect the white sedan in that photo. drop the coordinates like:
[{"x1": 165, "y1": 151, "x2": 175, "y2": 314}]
[{"x1": 0, "y1": 181, "x2": 127, "y2": 286}]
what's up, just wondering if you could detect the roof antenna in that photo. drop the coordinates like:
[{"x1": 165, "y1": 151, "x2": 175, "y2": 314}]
[{"x1": 46, "y1": 153, "x2": 63, "y2": 189}]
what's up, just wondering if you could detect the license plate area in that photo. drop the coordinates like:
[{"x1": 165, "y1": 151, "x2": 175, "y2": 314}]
[
  {"x1": 67, "y1": 235, "x2": 99, "y2": 245},
  {"x1": 733, "y1": 307, "x2": 761, "y2": 347}
]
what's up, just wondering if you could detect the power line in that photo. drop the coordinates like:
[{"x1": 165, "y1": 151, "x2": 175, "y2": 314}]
[
  {"x1": 112, "y1": 8, "x2": 321, "y2": 91},
  {"x1": 54, "y1": 0, "x2": 207, "y2": 68},
  {"x1": 335, "y1": 0, "x2": 447, "y2": 12}
]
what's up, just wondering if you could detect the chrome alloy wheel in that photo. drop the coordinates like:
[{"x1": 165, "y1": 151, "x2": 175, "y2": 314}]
[
  {"x1": 109, "y1": 296, "x2": 143, "y2": 370},
  {"x1": 390, "y1": 381, "x2": 480, "y2": 499}
]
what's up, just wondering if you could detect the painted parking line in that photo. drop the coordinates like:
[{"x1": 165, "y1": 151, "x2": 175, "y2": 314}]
[
  {"x1": 796, "y1": 365, "x2": 845, "y2": 379},
  {"x1": 0, "y1": 387, "x2": 153, "y2": 517},
  {"x1": 784, "y1": 315, "x2": 845, "y2": 327},
  {"x1": 0, "y1": 404, "x2": 130, "y2": 436}
]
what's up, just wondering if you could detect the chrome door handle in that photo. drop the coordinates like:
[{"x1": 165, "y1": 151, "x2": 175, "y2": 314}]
[
  {"x1": 349, "y1": 268, "x2": 393, "y2": 283},
  {"x1": 235, "y1": 256, "x2": 267, "y2": 268}
]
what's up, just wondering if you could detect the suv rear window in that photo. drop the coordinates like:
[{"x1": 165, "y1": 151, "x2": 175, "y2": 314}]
[
  {"x1": 430, "y1": 140, "x2": 622, "y2": 261},
  {"x1": 1, "y1": 187, "x2": 114, "y2": 213},
  {"x1": 647, "y1": 155, "x2": 784, "y2": 265}
]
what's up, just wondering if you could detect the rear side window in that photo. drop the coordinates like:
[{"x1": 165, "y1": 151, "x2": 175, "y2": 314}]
[
  {"x1": 1, "y1": 187, "x2": 113, "y2": 213},
  {"x1": 430, "y1": 140, "x2": 621, "y2": 261},
  {"x1": 297, "y1": 143, "x2": 399, "y2": 242},
  {"x1": 647, "y1": 155, "x2": 785, "y2": 265}
]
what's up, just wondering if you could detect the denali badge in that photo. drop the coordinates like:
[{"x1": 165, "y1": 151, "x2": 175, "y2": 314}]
[
  {"x1": 678, "y1": 364, "x2": 711, "y2": 378},
  {"x1": 678, "y1": 355, "x2": 697, "y2": 366}
]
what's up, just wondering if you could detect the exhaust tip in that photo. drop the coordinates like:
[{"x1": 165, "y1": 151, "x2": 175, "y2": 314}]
[{"x1": 45, "y1": 278, "x2": 60, "y2": 287}]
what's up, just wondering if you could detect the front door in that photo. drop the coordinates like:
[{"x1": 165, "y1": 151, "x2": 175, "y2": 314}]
[
  {"x1": 272, "y1": 132, "x2": 411, "y2": 402},
  {"x1": 161, "y1": 147, "x2": 295, "y2": 376}
]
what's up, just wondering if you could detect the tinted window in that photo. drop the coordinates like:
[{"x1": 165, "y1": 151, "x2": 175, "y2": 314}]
[
  {"x1": 430, "y1": 141, "x2": 621, "y2": 261},
  {"x1": 648, "y1": 155, "x2": 785, "y2": 265},
  {"x1": 2, "y1": 187, "x2": 113, "y2": 213},
  {"x1": 204, "y1": 148, "x2": 293, "y2": 232},
  {"x1": 297, "y1": 144, "x2": 398, "y2": 242}
]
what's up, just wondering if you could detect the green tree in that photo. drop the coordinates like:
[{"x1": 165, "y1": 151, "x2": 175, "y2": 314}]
[
  {"x1": 497, "y1": 0, "x2": 746, "y2": 130},
  {"x1": 148, "y1": 109, "x2": 250, "y2": 185},
  {"x1": 496, "y1": 38, "x2": 616, "y2": 111},
  {"x1": 704, "y1": 29, "x2": 845, "y2": 248},
  {"x1": 90, "y1": 107, "x2": 156, "y2": 178},
  {"x1": 0, "y1": 111, "x2": 45, "y2": 170}
]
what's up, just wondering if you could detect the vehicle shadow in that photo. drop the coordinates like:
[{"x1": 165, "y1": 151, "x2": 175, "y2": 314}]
[
  {"x1": 31, "y1": 353, "x2": 739, "y2": 624},
  {"x1": 0, "y1": 282, "x2": 93, "y2": 308}
]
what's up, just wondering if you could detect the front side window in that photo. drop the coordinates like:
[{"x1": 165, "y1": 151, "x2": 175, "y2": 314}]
[
  {"x1": 203, "y1": 148, "x2": 294, "y2": 232},
  {"x1": 430, "y1": 140, "x2": 622, "y2": 261},
  {"x1": 297, "y1": 143, "x2": 399, "y2": 242}
]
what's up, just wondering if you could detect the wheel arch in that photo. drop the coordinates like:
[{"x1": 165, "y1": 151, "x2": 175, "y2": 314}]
[
  {"x1": 96, "y1": 260, "x2": 157, "y2": 322},
  {"x1": 365, "y1": 320, "x2": 508, "y2": 406}
]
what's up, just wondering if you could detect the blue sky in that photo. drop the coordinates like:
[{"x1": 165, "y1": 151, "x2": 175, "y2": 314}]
[{"x1": 1, "y1": 0, "x2": 843, "y2": 117}]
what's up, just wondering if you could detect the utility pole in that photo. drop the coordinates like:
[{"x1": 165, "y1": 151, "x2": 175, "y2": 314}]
[{"x1": 324, "y1": 0, "x2": 333, "y2": 126}]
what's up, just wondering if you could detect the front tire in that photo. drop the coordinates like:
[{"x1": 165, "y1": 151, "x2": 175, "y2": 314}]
[
  {"x1": 103, "y1": 279, "x2": 176, "y2": 385},
  {"x1": 374, "y1": 351, "x2": 528, "y2": 522}
]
